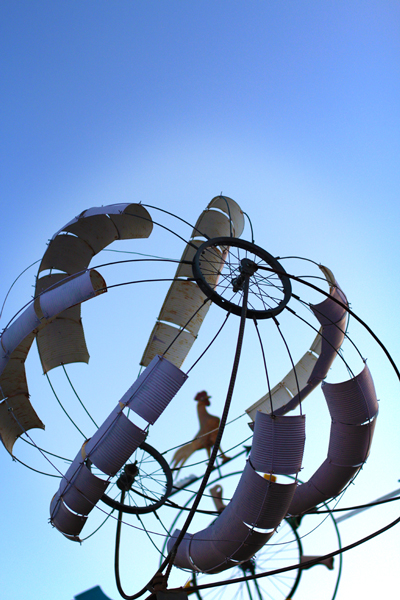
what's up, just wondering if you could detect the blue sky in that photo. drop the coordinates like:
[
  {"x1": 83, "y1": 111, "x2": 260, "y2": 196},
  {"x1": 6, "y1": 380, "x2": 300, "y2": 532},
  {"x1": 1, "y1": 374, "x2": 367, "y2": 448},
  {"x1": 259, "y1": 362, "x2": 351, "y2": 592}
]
[{"x1": 1, "y1": 2, "x2": 400, "y2": 599}]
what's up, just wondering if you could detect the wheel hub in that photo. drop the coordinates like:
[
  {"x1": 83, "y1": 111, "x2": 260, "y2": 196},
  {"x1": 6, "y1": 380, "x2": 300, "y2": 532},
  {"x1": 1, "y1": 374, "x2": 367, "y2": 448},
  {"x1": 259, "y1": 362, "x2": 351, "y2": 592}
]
[
  {"x1": 239, "y1": 557, "x2": 256, "y2": 576},
  {"x1": 117, "y1": 462, "x2": 140, "y2": 491},
  {"x1": 231, "y1": 258, "x2": 258, "y2": 292}
]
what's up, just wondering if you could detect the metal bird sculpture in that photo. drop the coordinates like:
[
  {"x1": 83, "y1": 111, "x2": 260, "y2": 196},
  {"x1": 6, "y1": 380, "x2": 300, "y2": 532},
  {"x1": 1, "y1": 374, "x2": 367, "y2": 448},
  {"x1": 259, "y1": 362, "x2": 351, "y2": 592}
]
[{"x1": 171, "y1": 391, "x2": 230, "y2": 473}]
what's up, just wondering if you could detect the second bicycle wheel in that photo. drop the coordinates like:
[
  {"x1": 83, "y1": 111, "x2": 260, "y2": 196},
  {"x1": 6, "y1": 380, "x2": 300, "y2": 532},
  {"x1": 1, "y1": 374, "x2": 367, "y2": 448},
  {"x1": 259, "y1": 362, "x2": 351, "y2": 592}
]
[{"x1": 100, "y1": 441, "x2": 173, "y2": 514}]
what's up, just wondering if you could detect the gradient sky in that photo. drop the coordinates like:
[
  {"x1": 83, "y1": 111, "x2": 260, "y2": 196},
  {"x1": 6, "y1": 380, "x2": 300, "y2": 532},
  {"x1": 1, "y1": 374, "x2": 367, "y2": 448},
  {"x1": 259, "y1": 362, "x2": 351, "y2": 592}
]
[{"x1": 1, "y1": 2, "x2": 400, "y2": 599}]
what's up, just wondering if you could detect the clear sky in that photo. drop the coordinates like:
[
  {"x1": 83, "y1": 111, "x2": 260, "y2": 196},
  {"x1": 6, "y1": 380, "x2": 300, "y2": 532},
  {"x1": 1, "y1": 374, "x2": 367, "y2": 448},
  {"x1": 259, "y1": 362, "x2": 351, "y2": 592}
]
[{"x1": 1, "y1": 2, "x2": 400, "y2": 599}]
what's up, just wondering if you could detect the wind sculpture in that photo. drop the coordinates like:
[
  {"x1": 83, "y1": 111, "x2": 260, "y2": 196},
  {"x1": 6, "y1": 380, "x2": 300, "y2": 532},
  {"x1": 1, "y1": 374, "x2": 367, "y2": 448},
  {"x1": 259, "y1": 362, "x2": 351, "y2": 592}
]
[{"x1": 0, "y1": 194, "x2": 380, "y2": 594}]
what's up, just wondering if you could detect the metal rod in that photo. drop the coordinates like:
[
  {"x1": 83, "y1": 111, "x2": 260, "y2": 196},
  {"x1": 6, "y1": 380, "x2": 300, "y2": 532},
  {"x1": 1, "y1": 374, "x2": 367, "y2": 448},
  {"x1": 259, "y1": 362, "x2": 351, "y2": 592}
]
[{"x1": 335, "y1": 487, "x2": 400, "y2": 523}]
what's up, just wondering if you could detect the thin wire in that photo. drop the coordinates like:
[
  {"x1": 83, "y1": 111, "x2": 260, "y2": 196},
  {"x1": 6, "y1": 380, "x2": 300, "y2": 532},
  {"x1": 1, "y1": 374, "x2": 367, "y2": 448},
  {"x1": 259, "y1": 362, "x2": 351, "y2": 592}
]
[
  {"x1": 124, "y1": 207, "x2": 201, "y2": 250},
  {"x1": 242, "y1": 211, "x2": 255, "y2": 244},
  {"x1": 136, "y1": 513, "x2": 165, "y2": 558},
  {"x1": 273, "y1": 316, "x2": 302, "y2": 418},
  {"x1": 91, "y1": 257, "x2": 191, "y2": 271},
  {"x1": 141, "y1": 203, "x2": 209, "y2": 241},
  {"x1": 102, "y1": 248, "x2": 177, "y2": 260},
  {"x1": 20, "y1": 436, "x2": 71, "y2": 461},
  {"x1": 46, "y1": 373, "x2": 86, "y2": 438},
  {"x1": 253, "y1": 318, "x2": 274, "y2": 414},
  {"x1": 186, "y1": 312, "x2": 230, "y2": 375},
  {"x1": 0, "y1": 259, "x2": 41, "y2": 322},
  {"x1": 219, "y1": 196, "x2": 233, "y2": 238},
  {"x1": 11, "y1": 456, "x2": 62, "y2": 478},
  {"x1": 278, "y1": 255, "x2": 321, "y2": 267},
  {"x1": 80, "y1": 510, "x2": 114, "y2": 541},
  {"x1": 310, "y1": 494, "x2": 400, "y2": 514},
  {"x1": 107, "y1": 277, "x2": 188, "y2": 291},
  {"x1": 62, "y1": 365, "x2": 98, "y2": 428},
  {"x1": 162, "y1": 497, "x2": 219, "y2": 516},
  {"x1": 153, "y1": 510, "x2": 173, "y2": 553}
]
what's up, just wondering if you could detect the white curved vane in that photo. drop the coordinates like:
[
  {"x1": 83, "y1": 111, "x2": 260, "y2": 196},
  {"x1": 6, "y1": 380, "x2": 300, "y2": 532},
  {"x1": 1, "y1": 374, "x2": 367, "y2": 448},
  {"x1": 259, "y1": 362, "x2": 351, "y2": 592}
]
[
  {"x1": 83, "y1": 409, "x2": 147, "y2": 477},
  {"x1": 0, "y1": 270, "x2": 106, "y2": 453},
  {"x1": 36, "y1": 204, "x2": 152, "y2": 373},
  {"x1": 0, "y1": 304, "x2": 41, "y2": 364},
  {"x1": 158, "y1": 280, "x2": 210, "y2": 337},
  {"x1": 249, "y1": 413, "x2": 305, "y2": 475},
  {"x1": 60, "y1": 464, "x2": 109, "y2": 516},
  {"x1": 207, "y1": 195, "x2": 245, "y2": 237},
  {"x1": 246, "y1": 265, "x2": 348, "y2": 419},
  {"x1": 140, "y1": 196, "x2": 244, "y2": 368},
  {"x1": 0, "y1": 204, "x2": 153, "y2": 454},
  {"x1": 123, "y1": 354, "x2": 188, "y2": 424},
  {"x1": 50, "y1": 497, "x2": 87, "y2": 540},
  {"x1": 45, "y1": 203, "x2": 153, "y2": 270},
  {"x1": 140, "y1": 321, "x2": 196, "y2": 368},
  {"x1": 322, "y1": 363, "x2": 379, "y2": 424}
]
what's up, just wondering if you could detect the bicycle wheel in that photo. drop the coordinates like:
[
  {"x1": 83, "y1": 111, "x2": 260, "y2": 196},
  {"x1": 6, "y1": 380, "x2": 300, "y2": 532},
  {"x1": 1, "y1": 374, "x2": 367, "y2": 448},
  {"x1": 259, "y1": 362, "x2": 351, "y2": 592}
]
[
  {"x1": 192, "y1": 237, "x2": 292, "y2": 319},
  {"x1": 100, "y1": 442, "x2": 173, "y2": 514}
]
